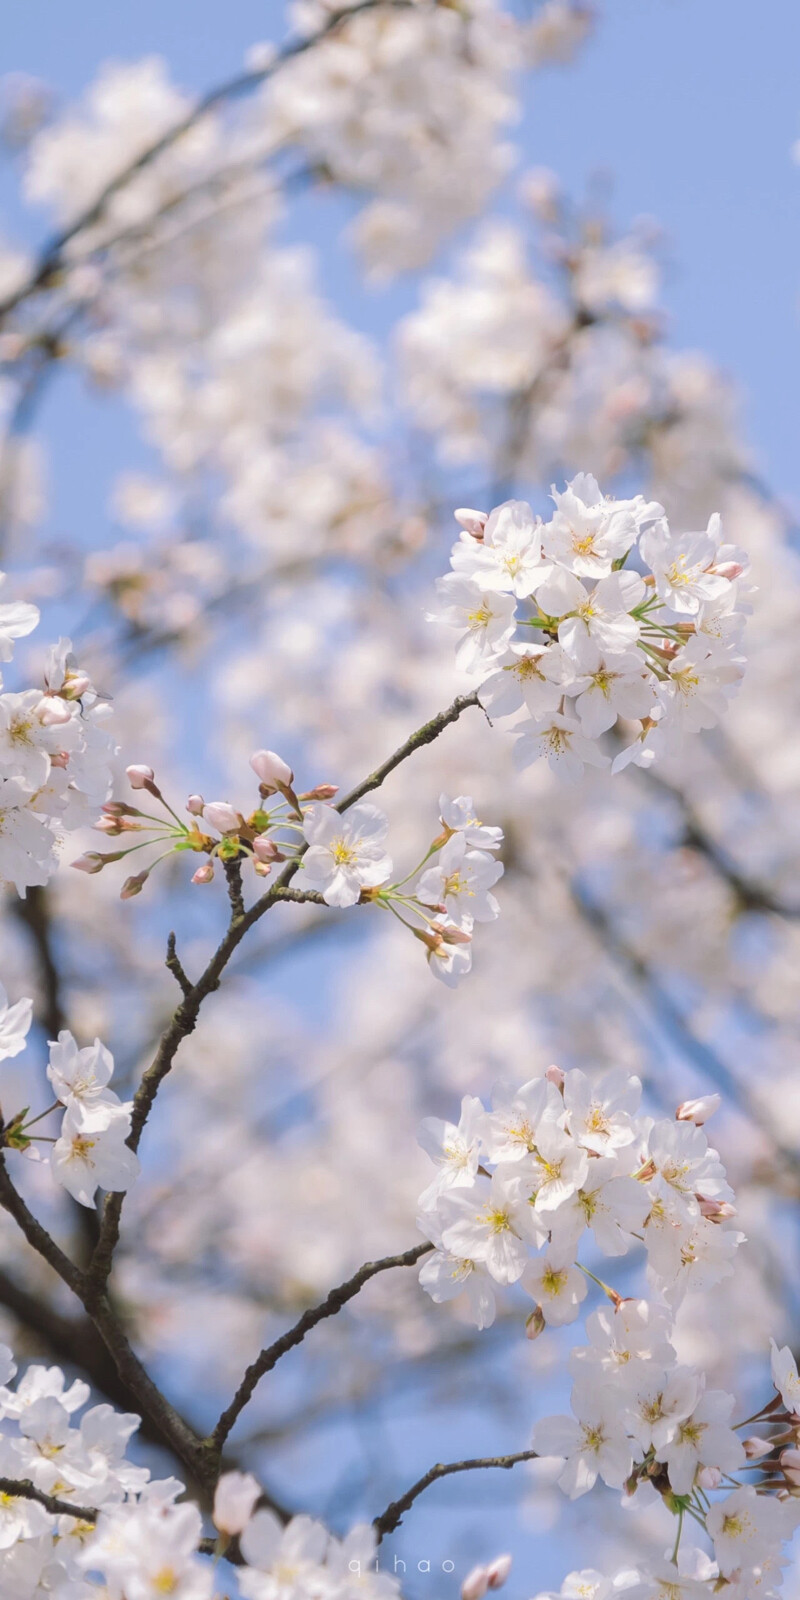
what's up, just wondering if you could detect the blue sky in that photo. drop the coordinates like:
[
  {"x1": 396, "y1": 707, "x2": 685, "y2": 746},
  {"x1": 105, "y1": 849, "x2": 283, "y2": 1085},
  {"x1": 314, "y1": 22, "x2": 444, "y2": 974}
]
[
  {"x1": 2, "y1": 0, "x2": 798, "y2": 517},
  {"x1": 0, "y1": 2, "x2": 797, "y2": 1591}
]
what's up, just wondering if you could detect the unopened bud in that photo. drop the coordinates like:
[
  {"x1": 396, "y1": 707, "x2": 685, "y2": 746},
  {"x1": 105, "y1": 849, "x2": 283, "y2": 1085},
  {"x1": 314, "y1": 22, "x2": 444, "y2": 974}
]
[
  {"x1": 713, "y1": 561, "x2": 744, "y2": 581},
  {"x1": 253, "y1": 835, "x2": 281, "y2": 864},
  {"x1": 487, "y1": 1556, "x2": 512, "y2": 1591},
  {"x1": 676, "y1": 1095, "x2": 721, "y2": 1126},
  {"x1": 299, "y1": 784, "x2": 339, "y2": 801},
  {"x1": 546, "y1": 1064, "x2": 566, "y2": 1091},
  {"x1": 454, "y1": 508, "x2": 488, "y2": 541},
  {"x1": 525, "y1": 1306, "x2": 546, "y2": 1341},
  {"x1": 781, "y1": 1449, "x2": 800, "y2": 1486},
  {"x1": 250, "y1": 749, "x2": 294, "y2": 792},
  {"x1": 192, "y1": 862, "x2": 215, "y2": 884},
  {"x1": 126, "y1": 764, "x2": 156, "y2": 790},
  {"x1": 120, "y1": 870, "x2": 149, "y2": 899},
  {"x1": 744, "y1": 1437, "x2": 774, "y2": 1460},
  {"x1": 697, "y1": 1197, "x2": 736, "y2": 1222},
  {"x1": 213, "y1": 1471, "x2": 261, "y2": 1537},
  {"x1": 253, "y1": 859, "x2": 272, "y2": 877},
  {"x1": 697, "y1": 1466, "x2": 722, "y2": 1490},
  {"x1": 36, "y1": 694, "x2": 72, "y2": 726},
  {"x1": 50, "y1": 751, "x2": 69, "y2": 770},
  {"x1": 94, "y1": 816, "x2": 122, "y2": 835},
  {"x1": 461, "y1": 1567, "x2": 490, "y2": 1600},
  {"x1": 71, "y1": 852, "x2": 107, "y2": 874},
  {"x1": 202, "y1": 802, "x2": 241, "y2": 835},
  {"x1": 61, "y1": 671, "x2": 92, "y2": 700},
  {"x1": 186, "y1": 794, "x2": 204, "y2": 816}
]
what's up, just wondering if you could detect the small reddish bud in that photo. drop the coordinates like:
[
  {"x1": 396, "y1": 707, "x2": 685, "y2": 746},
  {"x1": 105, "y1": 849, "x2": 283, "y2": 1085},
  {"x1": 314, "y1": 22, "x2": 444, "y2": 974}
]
[
  {"x1": 299, "y1": 784, "x2": 339, "y2": 801},
  {"x1": 525, "y1": 1306, "x2": 545, "y2": 1342},
  {"x1": 546, "y1": 1064, "x2": 566, "y2": 1091},
  {"x1": 120, "y1": 870, "x2": 149, "y2": 899},
  {"x1": 192, "y1": 863, "x2": 215, "y2": 884},
  {"x1": 253, "y1": 836, "x2": 281, "y2": 864},
  {"x1": 186, "y1": 794, "x2": 204, "y2": 816}
]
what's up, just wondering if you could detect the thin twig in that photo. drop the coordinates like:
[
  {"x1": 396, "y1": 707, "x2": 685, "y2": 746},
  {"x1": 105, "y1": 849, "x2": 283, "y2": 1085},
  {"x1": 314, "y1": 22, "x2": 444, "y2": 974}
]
[
  {"x1": 165, "y1": 931, "x2": 193, "y2": 997},
  {"x1": 373, "y1": 1449, "x2": 539, "y2": 1538},
  {"x1": 210, "y1": 1242, "x2": 433, "y2": 1453}
]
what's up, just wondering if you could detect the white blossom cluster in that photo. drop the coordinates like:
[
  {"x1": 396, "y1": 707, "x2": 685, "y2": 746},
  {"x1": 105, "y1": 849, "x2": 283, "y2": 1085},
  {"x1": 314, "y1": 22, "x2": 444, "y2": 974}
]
[
  {"x1": 417, "y1": 1070, "x2": 740, "y2": 1327},
  {"x1": 0, "y1": 600, "x2": 116, "y2": 893},
  {"x1": 80, "y1": 765, "x2": 505, "y2": 986},
  {"x1": 418, "y1": 1072, "x2": 800, "y2": 1599},
  {"x1": 0, "y1": 1359, "x2": 396, "y2": 1599},
  {"x1": 433, "y1": 476, "x2": 749, "y2": 779},
  {"x1": 0, "y1": 1003, "x2": 139, "y2": 1207}
]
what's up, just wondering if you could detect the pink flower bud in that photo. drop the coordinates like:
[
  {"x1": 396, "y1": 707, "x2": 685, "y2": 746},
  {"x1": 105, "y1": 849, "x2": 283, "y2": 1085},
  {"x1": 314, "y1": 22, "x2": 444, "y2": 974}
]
[
  {"x1": 49, "y1": 751, "x2": 69, "y2": 770},
  {"x1": 697, "y1": 1466, "x2": 722, "y2": 1490},
  {"x1": 744, "y1": 1437, "x2": 774, "y2": 1460},
  {"x1": 454, "y1": 508, "x2": 488, "y2": 540},
  {"x1": 120, "y1": 870, "x2": 149, "y2": 899},
  {"x1": 253, "y1": 836, "x2": 280, "y2": 864},
  {"x1": 186, "y1": 794, "x2": 204, "y2": 816},
  {"x1": 525, "y1": 1306, "x2": 545, "y2": 1341},
  {"x1": 299, "y1": 784, "x2": 339, "y2": 801},
  {"x1": 713, "y1": 561, "x2": 744, "y2": 581},
  {"x1": 126, "y1": 764, "x2": 155, "y2": 790},
  {"x1": 36, "y1": 694, "x2": 72, "y2": 726},
  {"x1": 213, "y1": 1471, "x2": 261, "y2": 1536},
  {"x1": 202, "y1": 802, "x2": 241, "y2": 834},
  {"x1": 461, "y1": 1567, "x2": 490, "y2": 1600},
  {"x1": 94, "y1": 816, "x2": 122, "y2": 835},
  {"x1": 487, "y1": 1556, "x2": 512, "y2": 1590},
  {"x1": 697, "y1": 1197, "x2": 737, "y2": 1222},
  {"x1": 782, "y1": 1449, "x2": 800, "y2": 1486},
  {"x1": 192, "y1": 863, "x2": 215, "y2": 884},
  {"x1": 253, "y1": 859, "x2": 272, "y2": 877},
  {"x1": 61, "y1": 671, "x2": 92, "y2": 700},
  {"x1": 676, "y1": 1095, "x2": 721, "y2": 1126},
  {"x1": 250, "y1": 750, "x2": 294, "y2": 791},
  {"x1": 71, "y1": 852, "x2": 106, "y2": 874},
  {"x1": 546, "y1": 1064, "x2": 566, "y2": 1091}
]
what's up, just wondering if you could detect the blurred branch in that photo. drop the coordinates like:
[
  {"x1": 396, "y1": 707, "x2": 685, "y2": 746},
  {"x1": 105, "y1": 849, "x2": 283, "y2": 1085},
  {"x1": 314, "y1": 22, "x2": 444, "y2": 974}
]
[
  {"x1": 373, "y1": 1448, "x2": 539, "y2": 1538},
  {"x1": 0, "y1": 0, "x2": 420, "y2": 326}
]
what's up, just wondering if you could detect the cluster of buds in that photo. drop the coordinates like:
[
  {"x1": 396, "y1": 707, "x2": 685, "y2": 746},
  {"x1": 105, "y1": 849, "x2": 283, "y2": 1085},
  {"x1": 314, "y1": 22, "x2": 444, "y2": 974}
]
[{"x1": 72, "y1": 750, "x2": 337, "y2": 899}]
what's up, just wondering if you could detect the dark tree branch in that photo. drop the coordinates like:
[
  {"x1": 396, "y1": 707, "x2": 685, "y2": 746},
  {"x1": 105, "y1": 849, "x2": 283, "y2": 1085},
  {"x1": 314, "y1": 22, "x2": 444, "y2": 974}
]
[
  {"x1": 373, "y1": 1449, "x2": 539, "y2": 1539},
  {"x1": 165, "y1": 931, "x2": 193, "y2": 997},
  {"x1": 210, "y1": 1242, "x2": 434, "y2": 1453},
  {"x1": 0, "y1": 1476, "x2": 97, "y2": 1523}
]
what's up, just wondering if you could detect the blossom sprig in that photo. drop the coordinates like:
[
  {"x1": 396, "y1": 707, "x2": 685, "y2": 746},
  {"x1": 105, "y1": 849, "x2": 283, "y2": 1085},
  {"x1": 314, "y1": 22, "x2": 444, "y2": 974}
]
[
  {"x1": 432, "y1": 475, "x2": 749, "y2": 781},
  {"x1": 418, "y1": 1068, "x2": 800, "y2": 1600},
  {"x1": 0, "y1": 1025, "x2": 139, "y2": 1207},
  {"x1": 298, "y1": 790, "x2": 504, "y2": 987},
  {"x1": 72, "y1": 749, "x2": 335, "y2": 897},
  {"x1": 75, "y1": 767, "x2": 505, "y2": 984}
]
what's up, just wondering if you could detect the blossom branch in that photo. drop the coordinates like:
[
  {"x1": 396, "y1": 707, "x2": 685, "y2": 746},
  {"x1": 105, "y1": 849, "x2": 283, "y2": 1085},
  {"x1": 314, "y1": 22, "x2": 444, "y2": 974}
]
[
  {"x1": 86, "y1": 691, "x2": 482, "y2": 1298},
  {"x1": 0, "y1": 0, "x2": 419, "y2": 326},
  {"x1": 373, "y1": 1449, "x2": 539, "y2": 1539},
  {"x1": 210, "y1": 1241, "x2": 434, "y2": 1454}
]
